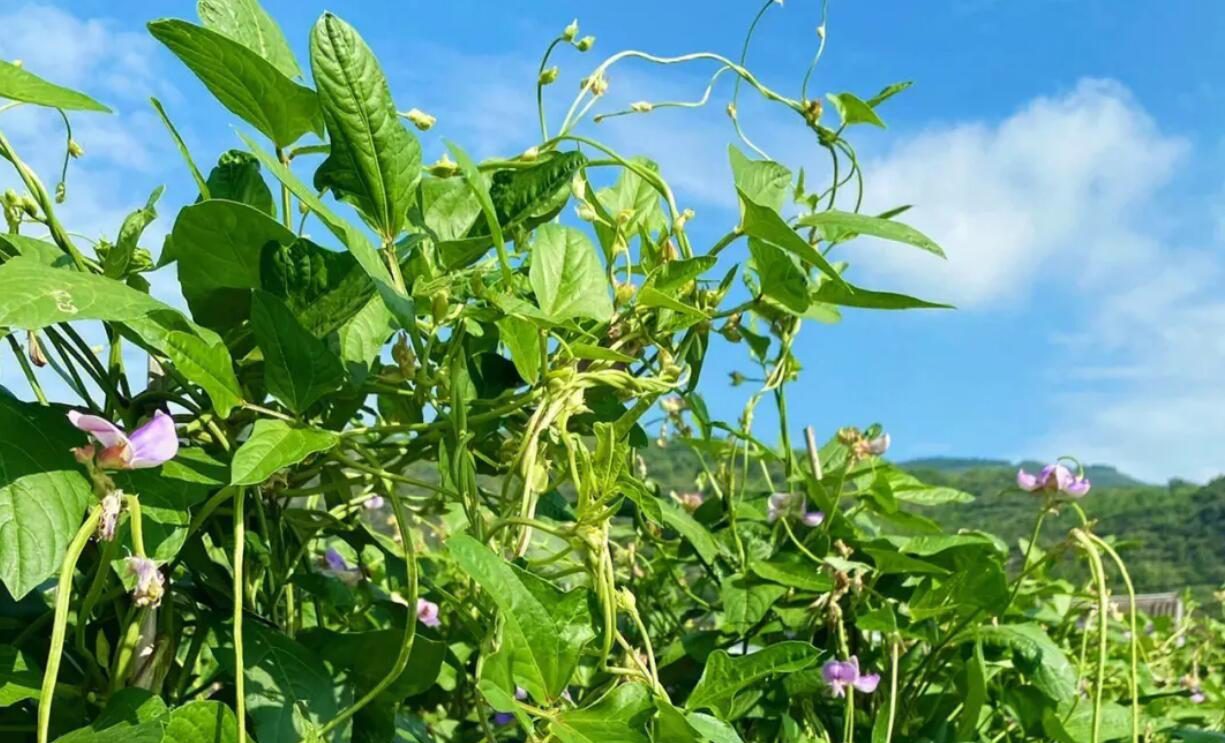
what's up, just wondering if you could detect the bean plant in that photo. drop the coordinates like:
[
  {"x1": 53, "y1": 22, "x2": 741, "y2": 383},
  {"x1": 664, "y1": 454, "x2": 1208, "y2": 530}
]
[{"x1": 0, "y1": 1, "x2": 1220, "y2": 742}]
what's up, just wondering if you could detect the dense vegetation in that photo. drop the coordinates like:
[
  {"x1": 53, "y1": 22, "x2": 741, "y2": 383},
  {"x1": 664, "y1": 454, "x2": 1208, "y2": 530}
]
[{"x1": 0, "y1": 1, "x2": 1221, "y2": 742}]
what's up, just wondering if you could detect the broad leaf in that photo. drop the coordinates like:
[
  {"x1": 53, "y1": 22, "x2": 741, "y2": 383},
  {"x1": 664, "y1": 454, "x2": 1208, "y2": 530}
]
[
  {"x1": 300, "y1": 624, "x2": 447, "y2": 700},
  {"x1": 162, "y1": 700, "x2": 243, "y2": 743},
  {"x1": 797, "y1": 210, "x2": 944, "y2": 256},
  {"x1": 217, "y1": 623, "x2": 348, "y2": 743},
  {"x1": 197, "y1": 0, "x2": 301, "y2": 79},
  {"x1": 810, "y1": 280, "x2": 951, "y2": 310},
  {"x1": 230, "y1": 419, "x2": 339, "y2": 485},
  {"x1": 311, "y1": 12, "x2": 420, "y2": 239},
  {"x1": 483, "y1": 151, "x2": 586, "y2": 238},
  {"x1": 497, "y1": 316, "x2": 541, "y2": 385},
  {"x1": 0, "y1": 644, "x2": 41, "y2": 707},
  {"x1": 975, "y1": 623, "x2": 1076, "y2": 703},
  {"x1": 0, "y1": 257, "x2": 241, "y2": 415},
  {"x1": 729, "y1": 144, "x2": 791, "y2": 213},
  {"x1": 250, "y1": 291, "x2": 345, "y2": 414},
  {"x1": 171, "y1": 199, "x2": 296, "y2": 331},
  {"x1": 447, "y1": 535, "x2": 595, "y2": 701},
  {"x1": 737, "y1": 189, "x2": 847, "y2": 289},
  {"x1": 103, "y1": 187, "x2": 162, "y2": 279},
  {"x1": 0, "y1": 59, "x2": 110, "y2": 112},
  {"x1": 203, "y1": 149, "x2": 276, "y2": 217},
  {"x1": 549, "y1": 683, "x2": 654, "y2": 743},
  {"x1": 57, "y1": 688, "x2": 168, "y2": 743},
  {"x1": 720, "y1": 575, "x2": 787, "y2": 633},
  {"x1": 686, "y1": 642, "x2": 819, "y2": 718},
  {"x1": 337, "y1": 295, "x2": 395, "y2": 383},
  {"x1": 825, "y1": 92, "x2": 885, "y2": 128},
  {"x1": 528, "y1": 224, "x2": 612, "y2": 323},
  {"x1": 748, "y1": 238, "x2": 808, "y2": 313},
  {"x1": 148, "y1": 19, "x2": 322, "y2": 147}
]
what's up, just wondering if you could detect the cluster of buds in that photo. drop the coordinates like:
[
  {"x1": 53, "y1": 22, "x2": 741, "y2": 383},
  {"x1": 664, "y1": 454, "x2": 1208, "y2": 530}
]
[
  {"x1": 96, "y1": 489, "x2": 124, "y2": 541},
  {"x1": 1180, "y1": 674, "x2": 1207, "y2": 704},
  {"x1": 428, "y1": 153, "x2": 459, "y2": 177},
  {"x1": 401, "y1": 108, "x2": 436, "y2": 131},
  {"x1": 539, "y1": 66, "x2": 559, "y2": 86},
  {"x1": 802, "y1": 98, "x2": 823, "y2": 127},
  {"x1": 837, "y1": 426, "x2": 890, "y2": 461},
  {"x1": 673, "y1": 491, "x2": 705, "y2": 512},
  {"x1": 3, "y1": 188, "x2": 39, "y2": 229},
  {"x1": 580, "y1": 72, "x2": 608, "y2": 96}
]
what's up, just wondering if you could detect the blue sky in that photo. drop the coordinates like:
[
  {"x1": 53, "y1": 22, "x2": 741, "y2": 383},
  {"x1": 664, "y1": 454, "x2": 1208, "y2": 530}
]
[{"x1": 2, "y1": 1, "x2": 1223, "y2": 483}]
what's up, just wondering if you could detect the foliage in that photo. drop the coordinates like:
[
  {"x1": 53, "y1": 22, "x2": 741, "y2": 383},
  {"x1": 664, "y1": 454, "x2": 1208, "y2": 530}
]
[{"x1": 0, "y1": 2, "x2": 1221, "y2": 742}]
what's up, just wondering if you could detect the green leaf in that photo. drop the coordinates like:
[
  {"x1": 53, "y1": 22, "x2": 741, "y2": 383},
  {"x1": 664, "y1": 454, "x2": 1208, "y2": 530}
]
[
  {"x1": 729, "y1": 144, "x2": 791, "y2": 213},
  {"x1": 203, "y1": 149, "x2": 275, "y2": 217},
  {"x1": 230, "y1": 420, "x2": 339, "y2": 485},
  {"x1": 162, "y1": 700, "x2": 243, "y2": 743},
  {"x1": 250, "y1": 291, "x2": 345, "y2": 414},
  {"x1": 645, "y1": 256, "x2": 717, "y2": 295},
  {"x1": 686, "y1": 642, "x2": 819, "y2": 718},
  {"x1": 496, "y1": 316, "x2": 541, "y2": 385},
  {"x1": 217, "y1": 623, "x2": 347, "y2": 743},
  {"x1": 867, "y1": 81, "x2": 913, "y2": 107},
  {"x1": 529, "y1": 224, "x2": 612, "y2": 323},
  {"x1": 1043, "y1": 701, "x2": 1133, "y2": 743},
  {"x1": 0, "y1": 233, "x2": 72, "y2": 267},
  {"x1": 593, "y1": 159, "x2": 665, "y2": 254},
  {"x1": 810, "y1": 280, "x2": 951, "y2": 311},
  {"x1": 737, "y1": 188, "x2": 847, "y2": 289},
  {"x1": 880, "y1": 468, "x2": 974, "y2": 505},
  {"x1": 482, "y1": 151, "x2": 586, "y2": 238},
  {"x1": 337, "y1": 295, "x2": 394, "y2": 383},
  {"x1": 299, "y1": 625, "x2": 446, "y2": 700},
  {"x1": 447, "y1": 534, "x2": 595, "y2": 701},
  {"x1": 311, "y1": 12, "x2": 420, "y2": 239},
  {"x1": 825, "y1": 92, "x2": 885, "y2": 128},
  {"x1": 975, "y1": 623, "x2": 1076, "y2": 703},
  {"x1": 656, "y1": 499, "x2": 722, "y2": 564},
  {"x1": 637, "y1": 286, "x2": 708, "y2": 320},
  {"x1": 749, "y1": 555, "x2": 834, "y2": 592},
  {"x1": 748, "y1": 238, "x2": 808, "y2": 313},
  {"x1": 57, "y1": 688, "x2": 168, "y2": 743},
  {"x1": 956, "y1": 641, "x2": 988, "y2": 740},
  {"x1": 148, "y1": 19, "x2": 322, "y2": 148},
  {"x1": 104, "y1": 187, "x2": 162, "y2": 279},
  {"x1": 443, "y1": 140, "x2": 506, "y2": 271},
  {"x1": 720, "y1": 575, "x2": 786, "y2": 633},
  {"x1": 0, "y1": 257, "x2": 241, "y2": 414},
  {"x1": 797, "y1": 210, "x2": 944, "y2": 257},
  {"x1": 685, "y1": 712, "x2": 744, "y2": 743},
  {"x1": 549, "y1": 683, "x2": 654, "y2": 743},
  {"x1": 197, "y1": 0, "x2": 301, "y2": 79},
  {"x1": 171, "y1": 199, "x2": 297, "y2": 331},
  {"x1": 260, "y1": 237, "x2": 375, "y2": 337},
  {"x1": 0, "y1": 59, "x2": 110, "y2": 112},
  {"x1": 0, "y1": 644, "x2": 41, "y2": 707}
]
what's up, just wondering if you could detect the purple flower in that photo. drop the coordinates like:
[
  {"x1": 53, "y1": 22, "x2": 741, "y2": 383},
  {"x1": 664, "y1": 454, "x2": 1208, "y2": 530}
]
[
  {"x1": 1016, "y1": 463, "x2": 1090, "y2": 498},
  {"x1": 69, "y1": 410, "x2": 178, "y2": 470},
  {"x1": 321, "y1": 548, "x2": 362, "y2": 586},
  {"x1": 822, "y1": 656, "x2": 880, "y2": 698},
  {"x1": 363, "y1": 495, "x2": 385, "y2": 510},
  {"x1": 767, "y1": 493, "x2": 823, "y2": 527},
  {"x1": 865, "y1": 433, "x2": 890, "y2": 456},
  {"x1": 125, "y1": 556, "x2": 165, "y2": 608},
  {"x1": 493, "y1": 712, "x2": 514, "y2": 725},
  {"x1": 1191, "y1": 690, "x2": 1206, "y2": 704},
  {"x1": 417, "y1": 598, "x2": 441, "y2": 628}
]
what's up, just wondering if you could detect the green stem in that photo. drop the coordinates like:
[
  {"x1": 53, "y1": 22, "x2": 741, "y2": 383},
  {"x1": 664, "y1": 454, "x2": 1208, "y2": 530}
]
[
  {"x1": 1089, "y1": 533, "x2": 1140, "y2": 743},
  {"x1": 37, "y1": 505, "x2": 103, "y2": 743},
  {"x1": 884, "y1": 638, "x2": 900, "y2": 743},
  {"x1": 233, "y1": 487, "x2": 247, "y2": 743},
  {"x1": 124, "y1": 495, "x2": 146, "y2": 558},
  {"x1": 6, "y1": 334, "x2": 47, "y2": 404},
  {"x1": 321, "y1": 475, "x2": 418, "y2": 734},
  {"x1": 1072, "y1": 529, "x2": 1108, "y2": 743}
]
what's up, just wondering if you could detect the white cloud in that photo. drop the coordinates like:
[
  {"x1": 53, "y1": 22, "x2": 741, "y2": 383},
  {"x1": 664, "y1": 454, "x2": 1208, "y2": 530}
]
[{"x1": 858, "y1": 79, "x2": 1187, "y2": 306}]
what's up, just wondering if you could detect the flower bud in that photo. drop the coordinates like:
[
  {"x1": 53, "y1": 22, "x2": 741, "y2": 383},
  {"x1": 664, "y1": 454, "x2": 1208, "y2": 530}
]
[
  {"x1": 55, "y1": 182, "x2": 66, "y2": 203},
  {"x1": 630, "y1": 101, "x2": 653, "y2": 113},
  {"x1": 403, "y1": 108, "x2": 436, "y2": 131},
  {"x1": 570, "y1": 173, "x2": 587, "y2": 200},
  {"x1": 392, "y1": 333, "x2": 416, "y2": 378},
  {"x1": 580, "y1": 73, "x2": 608, "y2": 96},
  {"x1": 520, "y1": 146, "x2": 540, "y2": 162},
  {"x1": 96, "y1": 490, "x2": 124, "y2": 542},
  {"x1": 729, "y1": 371, "x2": 746, "y2": 386},
  {"x1": 563, "y1": 19, "x2": 579, "y2": 42},
  {"x1": 67, "y1": 139, "x2": 84, "y2": 158},
  {"x1": 616, "y1": 207, "x2": 634, "y2": 226},
  {"x1": 21, "y1": 195, "x2": 38, "y2": 216},
  {"x1": 575, "y1": 35, "x2": 596, "y2": 52},
  {"x1": 803, "y1": 99, "x2": 823, "y2": 126},
  {"x1": 2, "y1": 188, "x2": 19, "y2": 207},
  {"x1": 726, "y1": 102, "x2": 738, "y2": 120},
  {"x1": 428, "y1": 153, "x2": 459, "y2": 177},
  {"x1": 576, "y1": 203, "x2": 597, "y2": 222},
  {"x1": 615, "y1": 282, "x2": 636, "y2": 305},
  {"x1": 675, "y1": 207, "x2": 695, "y2": 231},
  {"x1": 125, "y1": 556, "x2": 165, "y2": 608},
  {"x1": 539, "y1": 65, "x2": 560, "y2": 86},
  {"x1": 26, "y1": 331, "x2": 46, "y2": 368},
  {"x1": 431, "y1": 288, "x2": 450, "y2": 323}
]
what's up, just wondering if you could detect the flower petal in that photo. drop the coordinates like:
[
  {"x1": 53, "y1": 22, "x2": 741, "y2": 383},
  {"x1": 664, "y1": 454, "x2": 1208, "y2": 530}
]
[
  {"x1": 68, "y1": 411, "x2": 129, "y2": 449},
  {"x1": 417, "y1": 598, "x2": 441, "y2": 627},
  {"x1": 1016, "y1": 469, "x2": 1039, "y2": 492},
  {"x1": 802, "y1": 511, "x2": 825, "y2": 527},
  {"x1": 1065, "y1": 477, "x2": 1091, "y2": 497},
  {"x1": 126, "y1": 411, "x2": 179, "y2": 469},
  {"x1": 853, "y1": 673, "x2": 881, "y2": 694}
]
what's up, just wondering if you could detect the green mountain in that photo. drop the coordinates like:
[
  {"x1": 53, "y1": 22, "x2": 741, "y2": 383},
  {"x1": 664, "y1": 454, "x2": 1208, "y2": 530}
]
[{"x1": 639, "y1": 445, "x2": 1225, "y2": 597}]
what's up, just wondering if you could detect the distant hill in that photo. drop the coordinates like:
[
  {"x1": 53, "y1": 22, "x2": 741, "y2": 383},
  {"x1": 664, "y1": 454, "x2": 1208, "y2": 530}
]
[
  {"x1": 638, "y1": 445, "x2": 1224, "y2": 596},
  {"x1": 903, "y1": 456, "x2": 1146, "y2": 489}
]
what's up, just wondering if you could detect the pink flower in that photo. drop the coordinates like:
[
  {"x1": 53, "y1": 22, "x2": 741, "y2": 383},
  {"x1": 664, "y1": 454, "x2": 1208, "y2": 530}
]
[
  {"x1": 417, "y1": 598, "x2": 440, "y2": 628},
  {"x1": 767, "y1": 493, "x2": 824, "y2": 527},
  {"x1": 363, "y1": 495, "x2": 385, "y2": 510},
  {"x1": 822, "y1": 656, "x2": 880, "y2": 697},
  {"x1": 1016, "y1": 463, "x2": 1090, "y2": 498},
  {"x1": 69, "y1": 410, "x2": 178, "y2": 470}
]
